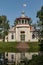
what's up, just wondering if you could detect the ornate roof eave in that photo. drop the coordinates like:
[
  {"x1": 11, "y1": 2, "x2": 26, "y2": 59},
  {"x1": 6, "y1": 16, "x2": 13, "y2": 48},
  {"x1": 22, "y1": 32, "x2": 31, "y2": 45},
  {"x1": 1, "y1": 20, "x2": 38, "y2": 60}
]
[{"x1": 16, "y1": 17, "x2": 31, "y2": 21}]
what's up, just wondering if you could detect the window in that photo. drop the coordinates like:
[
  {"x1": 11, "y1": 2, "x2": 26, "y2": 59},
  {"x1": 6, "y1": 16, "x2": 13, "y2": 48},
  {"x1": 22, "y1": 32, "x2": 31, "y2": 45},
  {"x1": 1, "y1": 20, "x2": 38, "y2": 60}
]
[
  {"x1": 11, "y1": 55, "x2": 14, "y2": 59},
  {"x1": 32, "y1": 34, "x2": 35, "y2": 39},
  {"x1": 22, "y1": 20, "x2": 24, "y2": 24},
  {"x1": 11, "y1": 54, "x2": 14, "y2": 62},
  {"x1": 20, "y1": 31, "x2": 25, "y2": 41},
  {"x1": 11, "y1": 33, "x2": 14, "y2": 39},
  {"x1": 21, "y1": 35, "x2": 25, "y2": 41}
]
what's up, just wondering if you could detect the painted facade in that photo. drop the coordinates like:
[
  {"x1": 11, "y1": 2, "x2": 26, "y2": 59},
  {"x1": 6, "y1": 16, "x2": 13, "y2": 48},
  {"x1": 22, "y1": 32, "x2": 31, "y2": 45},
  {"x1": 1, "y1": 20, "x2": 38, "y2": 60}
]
[{"x1": 5, "y1": 13, "x2": 38, "y2": 42}]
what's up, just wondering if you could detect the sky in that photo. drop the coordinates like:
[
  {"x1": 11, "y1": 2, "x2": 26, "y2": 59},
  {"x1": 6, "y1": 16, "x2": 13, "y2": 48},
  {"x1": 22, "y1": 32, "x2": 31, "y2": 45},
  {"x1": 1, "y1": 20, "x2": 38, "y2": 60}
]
[{"x1": 0, "y1": 0, "x2": 43, "y2": 26}]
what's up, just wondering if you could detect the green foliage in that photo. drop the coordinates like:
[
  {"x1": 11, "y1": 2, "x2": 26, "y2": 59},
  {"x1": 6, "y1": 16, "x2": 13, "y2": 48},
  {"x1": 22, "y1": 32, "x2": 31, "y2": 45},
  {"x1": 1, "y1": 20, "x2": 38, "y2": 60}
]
[
  {"x1": 37, "y1": 6, "x2": 43, "y2": 27},
  {"x1": 37, "y1": 6, "x2": 43, "y2": 51},
  {"x1": 37, "y1": 6, "x2": 43, "y2": 19},
  {"x1": 29, "y1": 55, "x2": 43, "y2": 65},
  {"x1": 0, "y1": 42, "x2": 17, "y2": 52},
  {"x1": 0, "y1": 15, "x2": 10, "y2": 41},
  {"x1": 39, "y1": 40, "x2": 43, "y2": 51}
]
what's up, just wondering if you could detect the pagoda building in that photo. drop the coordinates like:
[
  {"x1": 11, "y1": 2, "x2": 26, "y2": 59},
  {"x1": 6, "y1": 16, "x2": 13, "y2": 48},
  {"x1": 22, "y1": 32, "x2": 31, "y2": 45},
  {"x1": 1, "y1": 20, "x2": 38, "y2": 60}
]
[{"x1": 5, "y1": 12, "x2": 38, "y2": 42}]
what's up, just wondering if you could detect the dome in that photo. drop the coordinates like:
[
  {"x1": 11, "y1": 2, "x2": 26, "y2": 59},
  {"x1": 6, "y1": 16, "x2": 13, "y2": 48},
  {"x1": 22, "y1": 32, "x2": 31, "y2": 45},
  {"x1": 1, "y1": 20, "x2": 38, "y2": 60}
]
[{"x1": 14, "y1": 12, "x2": 31, "y2": 25}]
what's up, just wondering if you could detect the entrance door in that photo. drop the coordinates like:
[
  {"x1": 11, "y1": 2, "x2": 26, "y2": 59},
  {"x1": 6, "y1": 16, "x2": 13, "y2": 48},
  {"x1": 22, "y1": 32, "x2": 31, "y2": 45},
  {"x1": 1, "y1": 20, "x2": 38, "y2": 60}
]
[{"x1": 20, "y1": 31, "x2": 25, "y2": 42}]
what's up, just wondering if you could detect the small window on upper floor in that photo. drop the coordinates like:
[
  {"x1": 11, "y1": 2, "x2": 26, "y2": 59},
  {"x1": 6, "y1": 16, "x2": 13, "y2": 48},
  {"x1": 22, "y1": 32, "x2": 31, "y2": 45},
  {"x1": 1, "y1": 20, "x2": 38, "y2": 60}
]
[
  {"x1": 22, "y1": 19, "x2": 24, "y2": 24},
  {"x1": 32, "y1": 34, "x2": 35, "y2": 39},
  {"x1": 11, "y1": 33, "x2": 14, "y2": 39}
]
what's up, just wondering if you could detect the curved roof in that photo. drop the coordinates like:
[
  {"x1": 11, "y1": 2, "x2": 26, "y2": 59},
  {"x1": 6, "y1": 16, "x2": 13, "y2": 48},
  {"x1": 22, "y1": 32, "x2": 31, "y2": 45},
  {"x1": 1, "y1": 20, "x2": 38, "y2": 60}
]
[
  {"x1": 16, "y1": 17, "x2": 31, "y2": 21},
  {"x1": 15, "y1": 12, "x2": 31, "y2": 21}
]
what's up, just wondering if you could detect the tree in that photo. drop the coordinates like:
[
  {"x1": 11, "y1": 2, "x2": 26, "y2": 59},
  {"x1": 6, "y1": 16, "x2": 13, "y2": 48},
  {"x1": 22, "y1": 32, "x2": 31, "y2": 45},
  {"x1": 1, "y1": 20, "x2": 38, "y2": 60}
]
[
  {"x1": 36, "y1": 6, "x2": 43, "y2": 53},
  {"x1": 0, "y1": 15, "x2": 10, "y2": 42},
  {"x1": 28, "y1": 55, "x2": 43, "y2": 65}
]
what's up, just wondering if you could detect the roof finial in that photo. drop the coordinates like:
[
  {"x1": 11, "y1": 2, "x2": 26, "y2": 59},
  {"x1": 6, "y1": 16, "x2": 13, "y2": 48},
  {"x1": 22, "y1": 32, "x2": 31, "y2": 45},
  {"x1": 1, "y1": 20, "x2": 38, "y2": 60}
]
[
  {"x1": 22, "y1": 11, "x2": 25, "y2": 14},
  {"x1": 21, "y1": 11, "x2": 25, "y2": 17},
  {"x1": 22, "y1": 11, "x2": 25, "y2": 16}
]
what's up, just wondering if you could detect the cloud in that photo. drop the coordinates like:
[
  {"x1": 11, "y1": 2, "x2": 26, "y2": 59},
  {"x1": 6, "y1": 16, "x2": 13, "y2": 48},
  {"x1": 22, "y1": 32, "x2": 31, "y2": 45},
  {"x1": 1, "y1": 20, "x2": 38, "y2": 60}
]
[{"x1": 23, "y1": 3, "x2": 27, "y2": 7}]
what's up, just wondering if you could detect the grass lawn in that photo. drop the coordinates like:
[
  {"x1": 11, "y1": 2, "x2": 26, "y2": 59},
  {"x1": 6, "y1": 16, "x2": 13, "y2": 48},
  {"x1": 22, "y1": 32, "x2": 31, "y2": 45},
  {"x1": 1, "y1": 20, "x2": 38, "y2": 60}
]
[
  {"x1": 0, "y1": 42, "x2": 40, "y2": 52},
  {"x1": 0, "y1": 42, "x2": 17, "y2": 52},
  {"x1": 28, "y1": 42, "x2": 40, "y2": 52}
]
